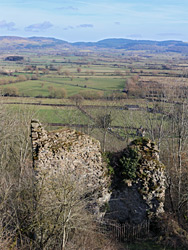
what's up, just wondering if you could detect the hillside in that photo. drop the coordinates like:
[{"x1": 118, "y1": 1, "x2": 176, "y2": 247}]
[
  {"x1": 72, "y1": 38, "x2": 188, "y2": 53},
  {"x1": 0, "y1": 36, "x2": 188, "y2": 53},
  {"x1": 0, "y1": 36, "x2": 70, "y2": 50}
]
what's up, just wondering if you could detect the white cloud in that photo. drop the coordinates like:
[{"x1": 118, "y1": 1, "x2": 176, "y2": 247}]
[
  {"x1": 25, "y1": 21, "x2": 53, "y2": 32},
  {"x1": 0, "y1": 20, "x2": 17, "y2": 31},
  {"x1": 77, "y1": 24, "x2": 93, "y2": 28}
]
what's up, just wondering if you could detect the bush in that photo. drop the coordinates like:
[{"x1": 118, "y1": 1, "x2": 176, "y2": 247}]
[
  {"x1": 3, "y1": 86, "x2": 19, "y2": 96},
  {"x1": 102, "y1": 152, "x2": 114, "y2": 176},
  {"x1": 48, "y1": 86, "x2": 67, "y2": 98},
  {"x1": 78, "y1": 90, "x2": 104, "y2": 99},
  {"x1": 17, "y1": 75, "x2": 27, "y2": 81},
  {"x1": 106, "y1": 92, "x2": 127, "y2": 100},
  {"x1": 56, "y1": 87, "x2": 67, "y2": 98},
  {"x1": 70, "y1": 94, "x2": 84, "y2": 106},
  {"x1": 119, "y1": 148, "x2": 140, "y2": 180},
  {"x1": 31, "y1": 74, "x2": 38, "y2": 80}
]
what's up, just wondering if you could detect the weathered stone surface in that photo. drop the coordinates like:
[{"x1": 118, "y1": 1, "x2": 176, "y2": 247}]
[
  {"x1": 31, "y1": 120, "x2": 110, "y2": 217},
  {"x1": 105, "y1": 138, "x2": 166, "y2": 224},
  {"x1": 31, "y1": 121, "x2": 166, "y2": 224}
]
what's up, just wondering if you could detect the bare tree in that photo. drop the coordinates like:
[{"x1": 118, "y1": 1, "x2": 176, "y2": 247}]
[
  {"x1": 164, "y1": 94, "x2": 188, "y2": 220},
  {"x1": 0, "y1": 102, "x2": 107, "y2": 249},
  {"x1": 96, "y1": 113, "x2": 112, "y2": 152},
  {"x1": 143, "y1": 85, "x2": 188, "y2": 223},
  {"x1": 0, "y1": 103, "x2": 35, "y2": 249},
  {"x1": 77, "y1": 67, "x2": 81, "y2": 73},
  {"x1": 70, "y1": 94, "x2": 84, "y2": 107},
  {"x1": 32, "y1": 167, "x2": 95, "y2": 250}
]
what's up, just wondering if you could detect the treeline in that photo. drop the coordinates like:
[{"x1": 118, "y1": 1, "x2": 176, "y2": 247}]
[
  {"x1": 124, "y1": 74, "x2": 188, "y2": 99},
  {"x1": 0, "y1": 74, "x2": 39, "y2": 97},
  {"x1": 0, "y1": 74, "x2": 38, "y2": 85}
]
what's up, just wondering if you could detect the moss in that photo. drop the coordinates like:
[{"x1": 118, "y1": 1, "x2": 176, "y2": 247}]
[
  {"x1": 100, "y1": 202, "x2": 110, "y2": 213},
  {"x1": 150, "y1": 184, "x2": 160, "y2": 191},
  {"x1": 75, "y1": 130, "x2": 82, "y2": 136},
  {"x1": 137, "y1": 171, "x2": 148, "y2": 179},
  {"x1": 50, "y1": 141, "x2": 73, "y2": 152},
  {"x1": 131, "y1": 137, "x2": 150, "y2": 146},
  {"x1": 102, "y1": 152, "x2": 114, "y2": 176},
  {"x1": 139, "y1": 189, "x2": 148, "y2": 195}
]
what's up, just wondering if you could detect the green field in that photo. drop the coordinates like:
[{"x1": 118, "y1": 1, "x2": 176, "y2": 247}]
[
  {"x1": 0, "y1": 75, "x2": 126, "y2": 98},
  {"x1": 0, "y1": 50, "x2": 187, "y2": 152}
]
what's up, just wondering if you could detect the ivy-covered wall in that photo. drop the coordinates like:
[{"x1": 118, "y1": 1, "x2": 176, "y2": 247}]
[{"x1": 105, "y1": 137, "x2": 166, "y2": 224}]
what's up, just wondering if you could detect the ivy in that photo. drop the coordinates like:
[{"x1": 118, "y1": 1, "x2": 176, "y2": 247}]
[
  {"x1": 102, "y1": 152, "x2": 114, "y2": 176},
  {"x1": 119, "y1": 148, "x2": 140, "y2": 180}
]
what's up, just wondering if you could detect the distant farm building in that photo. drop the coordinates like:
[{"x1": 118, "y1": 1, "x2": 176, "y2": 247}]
[
  {"x1": 4, "y1": 56, "x2": 24, "y2": 61},
  {"x1": 124, "y1": 105, "x2": 140, "y2": 110}
]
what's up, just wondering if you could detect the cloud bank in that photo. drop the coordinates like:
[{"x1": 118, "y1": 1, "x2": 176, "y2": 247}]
[
  {"x1": 0, "y1": 20, "x2": 17, "y2": 31},
  {"x1": 57, "y1": 6, "x2": 78, "y2": 11},
  {"x1": 25, "y1": 21, "x2": 53, "y2": 32},
  {"x1": 77, "y1": 24, "x2": 93, "y2": 28},
  {"x1": 64, "y1": 24, "x2": 94, "y2": 30}
]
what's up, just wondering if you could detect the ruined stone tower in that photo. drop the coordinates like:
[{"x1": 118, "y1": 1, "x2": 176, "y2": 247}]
[
  {"x1": 31, "y1": 120, "x2": 166, "y2": 224},
  {"x1": 31, "y1": 120, "x2": 111, "y2": 217}
]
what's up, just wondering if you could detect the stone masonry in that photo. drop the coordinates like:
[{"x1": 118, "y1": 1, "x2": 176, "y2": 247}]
[
  {"x1": 31, "y1": 120, "x2": 166, "y2": 224},
  {"x1": 106, "y1": 138, "x2": 166, "y2": 224},
  {"x1": 31, "y1": 120, "x2": 111, "y2": 217}
]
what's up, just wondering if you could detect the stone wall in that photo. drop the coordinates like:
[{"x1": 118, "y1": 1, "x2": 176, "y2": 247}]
[
  {"x1": 31, "y1": 121, "x2": 166, "y2": 224},
  {"x1": 105, "y1": 138, "x2": 166, "y2": 224},
  {"x1": 31, "y1": 120, "x2": 110, "y2": 217}
]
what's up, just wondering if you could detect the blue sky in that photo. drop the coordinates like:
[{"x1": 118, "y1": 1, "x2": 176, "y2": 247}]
[{"x1": 0, "y1": 0, "x2": 188, "y2": 42}]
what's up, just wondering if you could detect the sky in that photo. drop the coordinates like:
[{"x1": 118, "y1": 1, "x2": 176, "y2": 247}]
[{"x1": 0, "y1": 0, "x2": 188, "y2": 42}]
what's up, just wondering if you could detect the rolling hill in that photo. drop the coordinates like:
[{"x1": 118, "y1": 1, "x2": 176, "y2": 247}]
[{"x1": 0, "y1": 36, "x2": 188, "y2": 53}]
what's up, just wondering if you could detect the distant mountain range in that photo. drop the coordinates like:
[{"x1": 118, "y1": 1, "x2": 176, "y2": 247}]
[{"x1": 1, "y1": 36, "x2": 188, "y2": 53}]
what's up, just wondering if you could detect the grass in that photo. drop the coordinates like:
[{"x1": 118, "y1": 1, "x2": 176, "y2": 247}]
[
  {"x1": 83, "y1": 127, "x2": 129, "y2": 152},
  {"x1": 3, "y1": 104, "x2": 90, "y2": 124},
  {"x1": 41, "y1": 75, "x2": 125, "y2": 91},
  {"x1": 0, "y1": 96, "x2": 150, "y2": 107},
  {"x1": 1, "y1": 50, "x2": 186, "y2": 100},
  {"x1": 37, "y1": 107, "x2": 90, "y2": 124},
  {"x1": 0, "y1": 96, "x2": 69, "y2": 104},
  {"x1": 1, "y1": 95, "x2": 169, "y2": 129},
  {"x1": 1, "y1": 78, "x2": 112, "y2": 97},
  {"x1": 83, "y1": 106, "x2": 146, "y2": 127},
  {"x1": 1, "y1": 80, "x2": 50, "y2": 97},
  {"x1": 0, "y1": 51, "x2": 186, "y2": 144}
]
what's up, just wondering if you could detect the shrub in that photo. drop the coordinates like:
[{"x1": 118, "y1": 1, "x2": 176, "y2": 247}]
[
  {"x1": 77, "y1": 67, "x2": 81, "y2": 73},
  {"x1": 31, "y1": 74, "x2": 38, "y2": 80},
  {"x1": 3, "y1": 86, "x2": 19, "y2": 96},
  {"x1": 78, "y1": 90, "x2": 104, "y2": 99},
  {"x1": 119, "y1": 148, "x2": 140, "y2": 180},
  {"x1": 102, "y1": 152, "x2": 114, "y2": 176},
  {"x1": 56, "y1": 88, "x2": 67, "y2": 98},
  {"x1": 48, "y1": 86, "x2": 67, "y2": 98},
  {"x1": 17, "y1": 75, "x2": 27, "y2": 81},
  {"x1": 70, "y1": 94, "x2": 84, "y2": 106}
]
